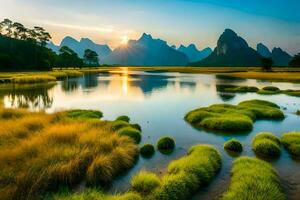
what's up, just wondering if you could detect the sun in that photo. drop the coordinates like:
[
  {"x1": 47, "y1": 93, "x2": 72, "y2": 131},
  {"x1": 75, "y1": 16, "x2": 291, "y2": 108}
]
[{"x1": 120, "y1": 35, "x2": 129, "y2": 45}]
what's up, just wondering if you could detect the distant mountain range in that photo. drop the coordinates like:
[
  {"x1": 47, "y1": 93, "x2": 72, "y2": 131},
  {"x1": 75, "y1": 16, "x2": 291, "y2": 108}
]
[
  {"x1": 47, "y1": 30, "x2": 293, "y2": 67},
  {"x1": 102, "y1": 33, "x2": 189, "y2": 66},
  {"x1": 257, "y1": 43, "x2": 292, "y2": 66},
  {"x1": 191, "y1": 29, "x2": 261, "y2": 67},
  {"x1": 47, "y1": 37, "x2": 112, "y2": 60},
  {"x1": 177, "y1": 44, "x2": 212, "y2": 62}
]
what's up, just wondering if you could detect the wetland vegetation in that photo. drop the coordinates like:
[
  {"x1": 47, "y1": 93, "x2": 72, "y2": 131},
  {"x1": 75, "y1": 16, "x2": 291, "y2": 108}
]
[
  {"x1": 185, "y1": 99, "x2": 284, "y2": 132},
  {"x1": 252, "y1": 132, "x2": 281, "y2": 158}
]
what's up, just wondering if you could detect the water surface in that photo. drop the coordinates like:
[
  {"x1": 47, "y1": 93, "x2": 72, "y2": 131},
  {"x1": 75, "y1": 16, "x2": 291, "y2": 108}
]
[{"x1": 1, "y1": 69, "x2": 300, "y2": 199}]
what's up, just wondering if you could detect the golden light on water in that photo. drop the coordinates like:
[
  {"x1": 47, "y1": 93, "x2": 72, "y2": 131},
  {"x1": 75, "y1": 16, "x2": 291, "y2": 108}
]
[{"x1": 121, "y1": 67, "x2": 129, "y2": 95}]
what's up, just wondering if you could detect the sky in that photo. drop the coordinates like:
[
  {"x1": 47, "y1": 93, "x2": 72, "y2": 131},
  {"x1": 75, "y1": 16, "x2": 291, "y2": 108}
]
[{"x1": 1, "y1": 0, "x2": 300, "y2": 55}]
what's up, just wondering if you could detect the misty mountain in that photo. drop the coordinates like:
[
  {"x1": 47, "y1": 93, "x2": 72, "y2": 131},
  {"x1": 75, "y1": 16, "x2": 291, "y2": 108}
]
[
  {"x1": 47, "y1": 36, "x2": 112, "y2": 60},
  {"x1": 178, "y1": 44, "x2": 212, "y2": 62},
  {"x1": 257, "y1": 43, "x2": 271, "y2": 58},
  {"x1": 103, "y1": 33, "x2": 188, "y2": 66},
  {"x1": 256, "y1": 43, "x2": 292, "y2": 66},
  {"x1": 271, "y1": 47, "x2": 292, "y2": 66},
  {"x1": 191, "y1": 29, "x2": 261, "y2": 67}
]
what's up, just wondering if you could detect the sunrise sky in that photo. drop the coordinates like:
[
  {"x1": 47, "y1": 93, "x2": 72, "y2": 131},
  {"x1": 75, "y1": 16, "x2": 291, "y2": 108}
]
[{"x1": 1, "y1": 0, "x2": 300, "y2": 54}]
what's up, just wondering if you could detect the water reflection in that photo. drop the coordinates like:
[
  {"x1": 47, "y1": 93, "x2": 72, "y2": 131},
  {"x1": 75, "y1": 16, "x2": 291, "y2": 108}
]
[{"x1": 1, "y1": 83, "x2": 54, "y2": 110}]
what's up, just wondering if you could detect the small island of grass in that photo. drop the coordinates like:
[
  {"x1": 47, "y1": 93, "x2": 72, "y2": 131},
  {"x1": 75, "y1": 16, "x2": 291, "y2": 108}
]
[
  {"x1": 221, "y1": 157, "x2": 285, "y2": 200},
  {"x1": 140, "y1": 144, "x2": 155, "y2": 157},
  {"x1": 224, "y1": 139, "x2": 243, "y2": 153},
  {"x1": 185, "y1": 99, "x2": 284, "y2": 132},
  {"x1": 282, "y1": 132, "x2": 300, "y2": 158},
  {"x1": 252, "y1": 132, "x2": 281, "y2": 158},
  {"x1": 157, "y1": 136, "x2": 175, "y2": 152}
]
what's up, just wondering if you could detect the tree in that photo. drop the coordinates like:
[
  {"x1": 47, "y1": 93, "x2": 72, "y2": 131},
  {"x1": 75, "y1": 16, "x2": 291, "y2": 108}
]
[
  {"x1": 12, "y1": 22, "x2": 28, "y2": 40},
  {"x1": 289, "y1": 53, "x2": 300, "y2": 68},
  {"x1": 33, "y1": 26, "x2": 51, "y2": 46},
  {"x1": 261, "y1": 57, "x2": 273, "y2": 72},
  {"x1": 56, "y1": 46, "x2": 83, "y2": 68},
  {"x1": 0, "y1": 19, "x2": 13, "y2": 37},
  {"x1": 84, "y1": 49, "x2": 99, "y2": 66}
]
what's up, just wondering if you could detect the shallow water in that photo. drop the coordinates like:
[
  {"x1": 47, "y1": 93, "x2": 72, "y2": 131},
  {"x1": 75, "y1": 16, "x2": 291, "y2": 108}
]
[{"x1": 1, "y1": 69, "x2": 300, "y2": 199}]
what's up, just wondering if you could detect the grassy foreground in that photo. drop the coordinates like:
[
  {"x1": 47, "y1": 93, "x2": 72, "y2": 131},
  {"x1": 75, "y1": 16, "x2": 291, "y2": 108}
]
[
  {"x1": 221, "y1": 157, "x2": 285, "y2": 200},
  {"x1": 282, "y1": 132, "x2": 300, "y2": 158},
  {"x1": 185, "y1": 99, "x2": 284, "y2": 132},
  {"x1": 0, "y1": 107, "x2": 139, "y2": 200}
]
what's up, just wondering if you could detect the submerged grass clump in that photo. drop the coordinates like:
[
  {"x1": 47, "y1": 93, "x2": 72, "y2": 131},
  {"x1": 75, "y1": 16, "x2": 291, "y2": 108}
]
[
  {"x1": 225, "y1": 86, "x2": 259, "y2": 93},
  {"x1": 252, "y1": 132, "x2": 281, "y2": 158},
  {"x1": 297, "y1": 110, "x2": 300, "y2": 115},
  {"x1": 157, "y1": 137, "x2": 175, "y2": 151},
  {"x1": 140, "y1": 144, "x2": 155, "y2": 157},
  {"x1": 65, "y1": 109, "x2": 103, "y2": 119},
  {"x1": 0, "y1": 108, "x2": 138, "y2": 200},
  {"x1": 185, "y1": 99, "x2": 284, "y2": 132},
  {"x1": 131, "y1": 171, "x2": 161, "y2": 195},
  {"x1": 12, "y1": 75, "x2": 57, "y2": 84},
  {"x1": 221, "y1": 157, "x2": 285, "y2": 200},
  {"x1": 117, "y1": 127, "x2": 142, "y2": 143},
  {"x1": 224, "y1": 139, "x2": 243, "y2": 153},
  {"x1": 147, "y1": 145, "x2": 221, "y2": 200},
  {"x1": 282, "y1": 132, "x2": 300, "y2": 158}
]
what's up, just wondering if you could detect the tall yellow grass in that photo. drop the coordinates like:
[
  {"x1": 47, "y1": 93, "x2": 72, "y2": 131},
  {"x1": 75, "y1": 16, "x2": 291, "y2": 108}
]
[{"x1": 0, "y1": 108, "x2": 138, "y2": 200}]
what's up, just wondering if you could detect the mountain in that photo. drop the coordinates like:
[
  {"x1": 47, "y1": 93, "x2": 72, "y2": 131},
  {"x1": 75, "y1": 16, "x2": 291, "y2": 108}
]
[
  {"x1": 47, "y1": 36, "x2": 112, "y2": 60},
  {"x1": 177, "y1": 44, "x2": 212, "y2": 62},
  {"x1": 257, "y1": 43, "x2": 271, "y2": 58},
  {"x1": 271, "y1": 47, "x2": 292, "y2": 66},
  {"x1": 103, "y1": 33, "x2": 188, "y2": 66},
  {"x1": 191, "y1": 29, "x2": 261, "y2": 67},
  {"x1": 256, "y1": 43, "x2": 292, "y2": 66}
]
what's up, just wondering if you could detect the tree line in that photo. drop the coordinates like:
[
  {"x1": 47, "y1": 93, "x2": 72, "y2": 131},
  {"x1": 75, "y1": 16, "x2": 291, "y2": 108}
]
[{"x1": 0, "y1": 19, "x2": 99, "y2": 71}]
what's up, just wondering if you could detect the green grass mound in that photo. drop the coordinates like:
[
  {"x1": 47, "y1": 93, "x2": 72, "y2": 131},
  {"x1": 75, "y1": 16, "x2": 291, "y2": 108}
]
[
  {"x1": 283, "y1": 90, "x2": 300, "y2": 97},
  {"x1": 111, "y1": 120, "x2": 130, "y2": 131},
  {"x1": 297, "y1": 110, "x2": 300, "y2": 115},
  {"x1": 252, "y1": 132, "x2": 281, "y2": 158},
  {"x1": 146, "y1": 144, "x2": 221, "y2": 200},
  {"x1": 118, "y1": 127, "x2": 142, "y2": 143},
  {"x1": 131, "y1": 123, "x2": 142, "y2": 131},
  {"x1": 221, "y1": 157, "x2": 285, "y2": 200},
  {"x1": 257, "y1": 86, "x2": 281, "y2": 95},
  {"x1": 225, "y1": 86, "x2": 259, "y2": 93},
  {"x1": 65, "y1": 109, "x2": 103, "y2": 119},
  {"x1": 157, "y1": 137, "x2": 175, "y2": 151},
  {"x1": 131, "y1": 171, "x2": 161, "y2": 195},
  {"x1": 140, "y1": 144, "x2": 155, "y2": 157},
  {"x1": 224, "y1": 139, "x2": 243, "y2": 153},
  {"x1": 116, "y1": 115, "x2": 130, "y2": 122},
  {"x1": 46, "y1": 189, "x2": 142, "y2": 200},
  {"x1": 282, "y1": 132, "x2": 300, "y2": 158},
  {"x1": 185, "y1": 99, "x2": 284, "y2": 132}
]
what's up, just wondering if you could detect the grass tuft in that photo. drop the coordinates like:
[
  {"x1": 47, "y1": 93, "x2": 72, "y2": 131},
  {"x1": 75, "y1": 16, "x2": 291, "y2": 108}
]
[
  {"x1": 131, "y1": 171, "x2": 161, "y2": 195},
  {"x1": 221, "y1": 157, "x2": 285, "y2": 200},
  {"x1": 117, "y1": 127, "x2": 142, "y2": 143},
  {"x1": 65, "y1": 109, "x2": 103, "y2": 119},
  {"x1": 252, "y1": 132, "x2": 281, "y2": 158},
  {"x1": 157, "y1": 137, "x2": 175, "y2": 151},
  {"x1": 140, "y1": 144, "x2": 155, "y2": 158},
  {"x1": 282, "y1": 132, "x2": 300, "y2": 158},
  {"x1": 224, "y1": 139, "x2": 243, "y2": 153},
  {"x1": 185, "y1": 99, "x2": 284, "y2": 132},
  {"x1": 116, "y1": 115, "x2": 130, "y2": 122}
]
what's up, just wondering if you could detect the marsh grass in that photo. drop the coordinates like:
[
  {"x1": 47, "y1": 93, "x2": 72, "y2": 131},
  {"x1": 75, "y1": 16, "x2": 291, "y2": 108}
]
[
  {"x1": 297, "y1": 110, "x2": 300, "y2": 115},
  {"x1": 185, "y1": 99, "x2": 284, "y2": 132},
  {"x1": 117, "y1": 127, "x2": 142, "y2": 143},
  {"x1": 65, "y1": 109, "x2": 103, "y2": 119},
  {"x1": 147, "y1": 144, "x2": 221, "y2": 200},
  {"x1": 116, "y1": 115, "x2": 130, "y2": 122},
  {"x1": 224, "y1": 139, "x2": 243, "y2": 153},
  {"x1": 221, "y1": 157, "x2": 285, "y2": 200},
  {"x1": 282, "y1": 132, "x2": 300, "y2": 158},
  {"x1": 46, "y1": 189, "x2": 142, "y2": 200},
  {"x1": 12, "y1": 75, "x2": 57, "y2": 84},
  {"x1": 157, "y1": 137, "x2": 175, "y2": 151},
  {"x1": 225, "y1": 86, "x2": 259, "y2": 93},
  {"x1": 0, "y1": 108, "x2": 138, "y2": 200},
  {"x1": 131, "y1": 171, "x2": 161, "y2": 195},
  {"x1": 140, "y1": 144, "x2": 155, "y2": 158},
  {"x1": 252, "y1": 132, "x2": 281, "y2": 158}
]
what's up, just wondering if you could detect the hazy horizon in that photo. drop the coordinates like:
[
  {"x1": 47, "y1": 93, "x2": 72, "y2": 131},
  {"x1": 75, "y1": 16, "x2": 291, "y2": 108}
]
[{"x1": 1, "y1": 0, "x2": 300, "y2": 55}]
